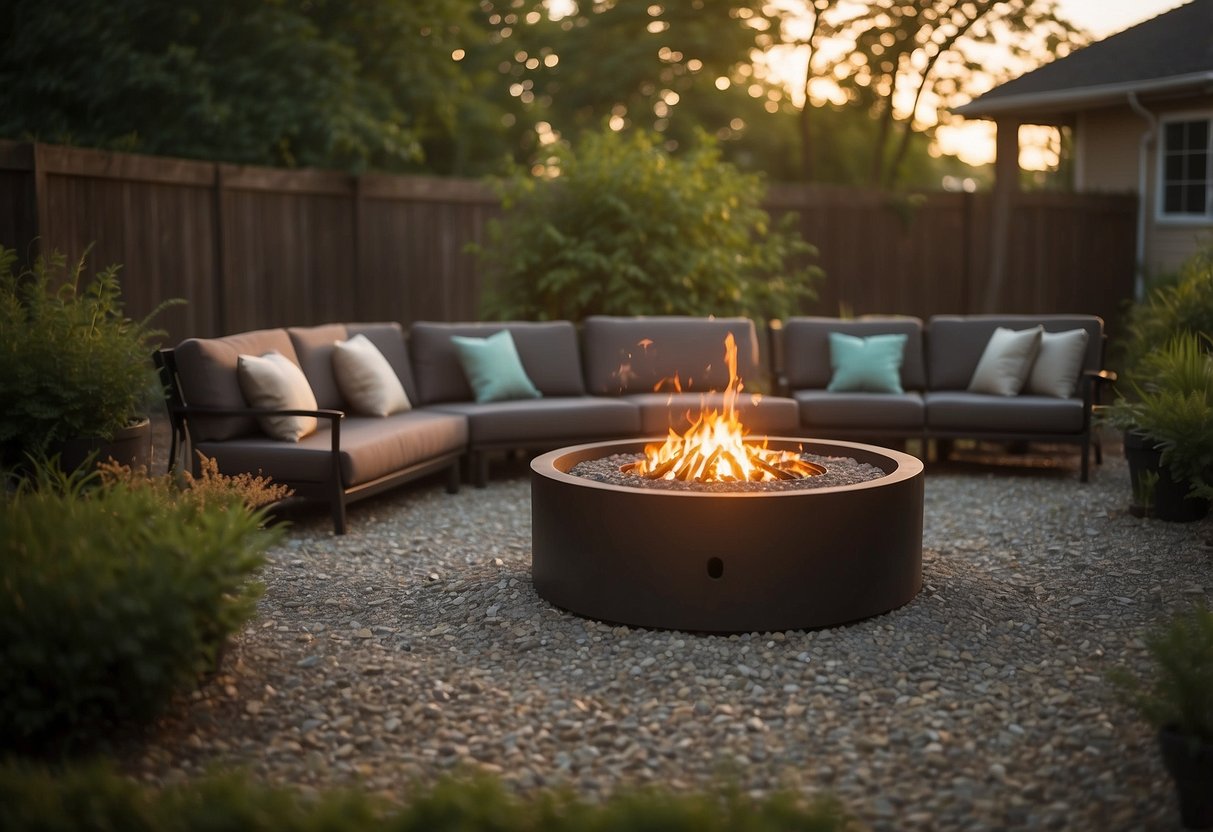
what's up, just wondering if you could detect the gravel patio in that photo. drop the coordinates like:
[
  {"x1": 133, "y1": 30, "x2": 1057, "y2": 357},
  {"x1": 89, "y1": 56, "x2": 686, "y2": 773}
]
[{"x1": 120, "y1": 436, "x2": 1212, "y2": 831}]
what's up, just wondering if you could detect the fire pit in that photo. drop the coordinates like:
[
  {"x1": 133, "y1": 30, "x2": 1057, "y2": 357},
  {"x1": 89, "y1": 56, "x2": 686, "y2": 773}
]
[{"x1": 531, "y1": 437, "x2": 923, "y2": 632}]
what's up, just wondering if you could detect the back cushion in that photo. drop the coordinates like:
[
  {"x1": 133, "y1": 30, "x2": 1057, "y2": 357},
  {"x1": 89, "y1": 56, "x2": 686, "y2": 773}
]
[
  {"x1": 782, "y1": 317, "x2": 926, "y2": 391},
  {"x1": 927, "y1": 315, "x2": 1103, "y2": 392},
  {"x1": 174, "y1": 328, "x2": 300, "y2": 441},
  {"x1": 287, "y1": 324, "x2": 351, "y2": 410},
  {"x1": 409, "y1": 321, "x2": 586, "y2": 405},
  {"x1": 582, "y1": 316, "x2": 762, "y2": 395},
  {"x1": 348, "y1": 322, "x2": 419, "y2": 406}
]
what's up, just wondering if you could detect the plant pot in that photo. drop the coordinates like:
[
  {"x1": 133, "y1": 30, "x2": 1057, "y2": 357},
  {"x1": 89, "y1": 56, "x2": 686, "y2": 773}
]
[
  {"x1": 1123, "y1": 431, "x2": 1210, "y2": 522},
  {"x1": 52, "y1": 417, "x2": 153, "y2": 475},
  {"x1": 1159, "y1": 725, "x2": 1213, "y2": 829}
]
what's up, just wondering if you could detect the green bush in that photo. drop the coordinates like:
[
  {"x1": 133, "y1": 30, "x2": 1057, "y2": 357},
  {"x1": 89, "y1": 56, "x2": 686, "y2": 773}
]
[
  {"x1": 0, "y1": 244, "x2": 176, "y2": 459},
  {"x1": 0, "y1": 460, "x2": 281, "y2": 756},
  {"x1": 477, "y1": 128, "x2": 822, "y2": 322},
  {"x1": 1114, "y1": 604, "x2": 1213, "y2": 745},
  {"x1": 0, "y1": 763, "x2": 850, "y2": 832},
  {"x1": 1118, "y1": 238, "x2": 1213, "y2": 382}
]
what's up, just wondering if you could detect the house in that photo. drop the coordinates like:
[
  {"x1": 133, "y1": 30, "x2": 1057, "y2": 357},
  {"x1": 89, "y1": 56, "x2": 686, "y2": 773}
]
[{"x1": 955, "y1": 0, "x2": 1213, "y2": 295}]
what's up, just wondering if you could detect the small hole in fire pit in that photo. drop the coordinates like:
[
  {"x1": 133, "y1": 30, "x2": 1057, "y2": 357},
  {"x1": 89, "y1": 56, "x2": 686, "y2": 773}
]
[{"x1": 707, "y1": 557, "x2": 724, "y2": 579}]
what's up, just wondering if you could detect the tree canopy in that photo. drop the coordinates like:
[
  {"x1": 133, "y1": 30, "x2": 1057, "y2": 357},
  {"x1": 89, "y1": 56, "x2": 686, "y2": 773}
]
[{"x1": 0, "y1": 0, "x2": 1085, "y2": 186}]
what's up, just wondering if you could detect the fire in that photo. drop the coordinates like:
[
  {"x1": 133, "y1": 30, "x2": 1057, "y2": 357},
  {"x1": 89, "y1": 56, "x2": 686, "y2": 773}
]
[{"x1": 622, "y1": 334, "x2": 825, "y2": 483}]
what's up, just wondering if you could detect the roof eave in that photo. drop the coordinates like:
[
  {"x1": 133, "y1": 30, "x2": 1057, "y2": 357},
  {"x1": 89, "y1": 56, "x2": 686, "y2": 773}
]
[{"x1": 953, "y1": 71, "x2": 1213, "y2": 121}]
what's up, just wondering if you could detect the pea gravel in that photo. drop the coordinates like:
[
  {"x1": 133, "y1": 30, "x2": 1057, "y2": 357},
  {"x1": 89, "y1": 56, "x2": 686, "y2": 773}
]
[{"x1": 120, "y1": 438, "x2": 1212, "y2": 831}]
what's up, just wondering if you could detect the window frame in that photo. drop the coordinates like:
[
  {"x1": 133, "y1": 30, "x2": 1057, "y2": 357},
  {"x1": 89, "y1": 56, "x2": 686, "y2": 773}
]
[{"x1": 1156, "y1": 111, "x2": 1213, "y2": 226}]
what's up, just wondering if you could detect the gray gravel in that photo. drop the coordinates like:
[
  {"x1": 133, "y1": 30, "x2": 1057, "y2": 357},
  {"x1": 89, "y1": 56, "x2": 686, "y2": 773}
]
[
  {"x1": 122, "y1": 436, "x2": 1212, "y2": 831},
  {"x1": 570, "y1": 452, "x2": 883, "y2": 491}
]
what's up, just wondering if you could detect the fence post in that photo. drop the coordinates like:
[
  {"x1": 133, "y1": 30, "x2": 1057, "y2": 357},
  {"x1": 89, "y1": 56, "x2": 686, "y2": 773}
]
[{"x1": 212, "y1": 163, "x2": 227, "y2": 336}]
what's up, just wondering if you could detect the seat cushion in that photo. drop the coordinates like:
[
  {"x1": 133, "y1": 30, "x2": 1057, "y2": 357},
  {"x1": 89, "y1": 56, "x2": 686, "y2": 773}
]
[
  {"x1": 195, "y1": 410, "x2": 468, "y2": 487},
  {"x1": 410, "y1": 321, "x2": 586, "y2": 405},
  {"x1": 925, "y1": 391, "x2": 1084, "y2": 433},
  {"x1": 428, "y1": 397, "x2": 641, "y2": 446},
  {"x1": 794, "y1": 390, "x2": 925, "y2": 432},
  {"x1": 623, "y1": 392, "x2": 800, "y2": 435}
]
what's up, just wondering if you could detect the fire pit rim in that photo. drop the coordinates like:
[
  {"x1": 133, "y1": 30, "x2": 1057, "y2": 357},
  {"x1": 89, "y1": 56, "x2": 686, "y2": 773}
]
[{"x1": 530, "y1": 436, "x2": 923, "y2": 497}]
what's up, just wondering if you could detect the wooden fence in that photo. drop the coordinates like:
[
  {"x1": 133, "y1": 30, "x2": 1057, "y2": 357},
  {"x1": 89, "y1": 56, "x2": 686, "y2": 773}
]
[{"x1": 0, "y1": 141, "x2": 1137, "y2": 346}]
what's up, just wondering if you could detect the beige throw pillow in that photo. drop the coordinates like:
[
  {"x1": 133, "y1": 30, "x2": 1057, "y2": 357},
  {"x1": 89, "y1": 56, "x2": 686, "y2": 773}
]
[
  {"x1": 332, "y1": 334, "x2": 411, "y2": 417},
  {"x1": 236, "y1": 351, "x2": 319, "y2": 442},
  {"x1": 1024, "y1": 328, "x2": 1089, "y2": 398},
  {"x1": 967, "y1": 326, "x2": 1043, "y2": 396}
]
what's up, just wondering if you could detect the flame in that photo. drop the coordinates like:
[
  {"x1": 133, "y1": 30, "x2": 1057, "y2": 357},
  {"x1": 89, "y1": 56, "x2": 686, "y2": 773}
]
[{"x1": 622, "y1": 334, "x2": 825, "y2": 483}]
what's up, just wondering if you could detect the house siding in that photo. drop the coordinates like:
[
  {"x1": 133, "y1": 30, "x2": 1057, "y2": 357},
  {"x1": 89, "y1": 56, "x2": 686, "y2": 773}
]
[{"x1": 1073, "y1": 99, "x2": 1211, "y2": 279}]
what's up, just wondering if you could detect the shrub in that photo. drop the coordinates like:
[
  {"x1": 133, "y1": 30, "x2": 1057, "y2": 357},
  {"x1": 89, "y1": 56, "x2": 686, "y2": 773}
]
[
  {"x1": 0, "y1": 244, "x2": 177, "y2": 460},
  {"x1": 0, "y1": 763, "x2": 851, "y2": 832},
  {"x1": 477, "y1": 128, "x2": 822, "y2": 322},
  {"x1": 0, "y1": 458, "x2": 283, "y2": 756}
]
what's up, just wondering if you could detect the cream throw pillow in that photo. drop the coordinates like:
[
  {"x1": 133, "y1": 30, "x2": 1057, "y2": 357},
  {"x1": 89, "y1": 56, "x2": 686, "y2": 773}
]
[
  {"x1": 236, "y1": 351, "x2": 319, "y2": 442},
  {"x1": 332, "y1": 334, "x2": 411, "y2": 416},
  {"x1": 967, "y1": 326, "x2": 1043, "y2": 396},
  {"x1": 1024, "y1": 328, "x2": 1089, "y2": 398}
]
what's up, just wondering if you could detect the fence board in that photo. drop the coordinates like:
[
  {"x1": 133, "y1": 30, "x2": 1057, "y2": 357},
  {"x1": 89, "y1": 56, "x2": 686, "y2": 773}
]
[{"x1": 0, "y1": 141, "x2": 1136, "y2": 346}]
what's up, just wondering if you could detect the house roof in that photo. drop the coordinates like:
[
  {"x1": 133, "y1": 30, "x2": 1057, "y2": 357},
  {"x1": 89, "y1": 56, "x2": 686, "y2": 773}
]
[{"x1": 955, "y1": 0, "x2": 1213, "y2": 121}]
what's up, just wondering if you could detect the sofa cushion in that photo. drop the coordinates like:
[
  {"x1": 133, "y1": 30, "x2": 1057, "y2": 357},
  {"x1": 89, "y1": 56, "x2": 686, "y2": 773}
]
[
  {"x1": 794, "y1": 390, "x2": 925, "y2": 432},
  {"x1": 428, "y1": 397, "x2": 641, "y2": 445},
  {"x1": 1025, "y1": 328, "x2": 1090, "y2": 398},
  {"x1": 410, "y1": 321, "x2": 586, "y2": 405},
  {"x1": 333, "y1": 334, "x2": 412, "y2": 416},
  {"x1": 967, "y1": 326, "x2": 1043, "y2": 396},
  {"x1": 582, "y1": 316, "x2": 762, "y2": 395},
  {"x1": 925, "y1": 391, "x2": 1084, "y2": 433},
  {"x1": 927, "y1": 315, "x2": 1103, "y2": 391},
  {"x1": 195, "y1": 410, "x2": 468, "y2": 486},
  {"x1": 286, "y1": 323, "x2": 350, "y2": 410},
  {"x1": 827, "y1": 332, "x2": 908, "y2": 394},
  {"x1": 623, "y1": 392, "x2": 800, "y2": 435},
  {"x1": 175, "y1": 328, "x2": 299, "y2": 441},
  {"x1": 451, "y1": 330, "x2": 542, "y2": 403},
  {"x1": 348, "y1": 323, "x2": 420, "y2": 405},
  {"x1": 782, "y1": 317, "x2": 926, "y2": 391},
  {"x1": 236, "y1": 351, "x2": 319, "y2": 442}
]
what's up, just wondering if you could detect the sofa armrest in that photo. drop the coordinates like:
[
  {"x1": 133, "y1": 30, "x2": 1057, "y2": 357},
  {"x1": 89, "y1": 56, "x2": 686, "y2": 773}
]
[{"x1": 167, "y1": 405, "x2": 346, "y2": 477}]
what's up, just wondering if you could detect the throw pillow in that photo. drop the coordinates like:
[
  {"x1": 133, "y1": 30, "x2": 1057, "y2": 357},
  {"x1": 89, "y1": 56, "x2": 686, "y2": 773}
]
[
  {"x1": 967, "y1": 326, "x2": 1044, "y2": 396},
  {"x1": 826, "y1": 332, "x2": 908, "y2": 394},
  {"x1": 1024, "y1": 328, "x2": 1089, "y2": 398},
  {"x1": 236, "y1": 351, "x2": 319, "y2": 441},
  {"x1": 332, "y1": 334, "x2": 412, "y2": 416},
  {"x1": 451, "y1": 330, "x2": 542, "y2": 403}
]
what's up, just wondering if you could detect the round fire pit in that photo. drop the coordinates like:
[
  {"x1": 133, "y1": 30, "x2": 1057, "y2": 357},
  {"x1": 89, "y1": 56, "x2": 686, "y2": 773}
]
[{"x1": 531, "y1": 438, "x2": 924, "y2": 633}]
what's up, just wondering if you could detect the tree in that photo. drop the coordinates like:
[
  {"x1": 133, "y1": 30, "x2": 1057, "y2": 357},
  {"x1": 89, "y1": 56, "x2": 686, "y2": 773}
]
[
  {"x1": 776, "y1": 0, "x2": 1086, "y2": 187},
  {"x1": 0, "y1": 0, "x2": 497, "y2": 173},
  {"x1": 476, "y1": 129, "x2": 821, "y2": 322}
]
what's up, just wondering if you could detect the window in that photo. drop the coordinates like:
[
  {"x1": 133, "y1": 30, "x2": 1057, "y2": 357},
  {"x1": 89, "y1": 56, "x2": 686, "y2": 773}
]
[{"x1": 1161, "y1": 118, "x2": 1212, "y2": 220}]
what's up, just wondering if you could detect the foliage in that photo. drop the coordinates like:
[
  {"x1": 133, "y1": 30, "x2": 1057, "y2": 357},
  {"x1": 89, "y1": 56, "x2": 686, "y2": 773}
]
[
  {"x1": 784, "y1": 0, "x2": 1086, "y2": 186},
  {"x1": 478, "y1": 129, "x2": 821, "y2": 322},
  {"x1": 0, "y1": 0, "x2": 492, "y2": 174},
  {"x1": 1117, "y1": 238, "x2": 1213, "y2": 382},
  {"x1": 0, "y1": 763, "x2": 850, "y2": 832},
  {"x1": 1104, "y1": 333, "x2": 1213, "y2": 499},
  {"x1": 1114, "y1": 604, "x2": 1213, "y2": 746},
  {"x1": 0, "y1": 457, "x2": 281, "y2": 756},
  {"x1": 0, "y1": 244, "x2": 174, "y2": 459}
]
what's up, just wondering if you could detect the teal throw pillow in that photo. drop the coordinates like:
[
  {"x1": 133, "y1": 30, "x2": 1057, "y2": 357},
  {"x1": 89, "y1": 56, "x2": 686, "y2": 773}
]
[
  {"x1": 826, "y1": 332, "x2": 908, "y2": 394},
  {"x1": 451, "y1": 330, "x2": 542, "y2": 403}
]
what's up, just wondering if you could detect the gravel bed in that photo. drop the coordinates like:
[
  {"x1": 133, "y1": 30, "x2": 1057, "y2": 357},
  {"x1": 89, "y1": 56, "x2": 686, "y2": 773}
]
[
  {"x1": 570, "y1": 452, "x2": 884, "y2": 492},
  {"x1": 120, "y1": 438, "x2": 1212, "y2": 831}
]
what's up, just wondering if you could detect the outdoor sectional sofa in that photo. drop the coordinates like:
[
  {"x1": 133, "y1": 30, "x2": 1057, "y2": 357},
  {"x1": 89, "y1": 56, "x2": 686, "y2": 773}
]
[
  {"x1": 157, "y1": 313, "x2": 1111, "y2": 534},
  {"x1": 777, "y1": 314, "x2": 1114, "y2": 481}
]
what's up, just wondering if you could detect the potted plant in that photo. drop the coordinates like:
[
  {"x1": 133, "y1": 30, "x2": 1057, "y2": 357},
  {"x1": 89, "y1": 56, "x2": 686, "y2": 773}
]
[
  {"x1": 1105, "y1": 332, "x2": 1213, "y2": 522},
  {"x1": 1115, "y1": 604, "x2": 1213, "y2": 829},
  {"x1": 0, "y1": 244, "x2": 174, "y2": 473}
]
